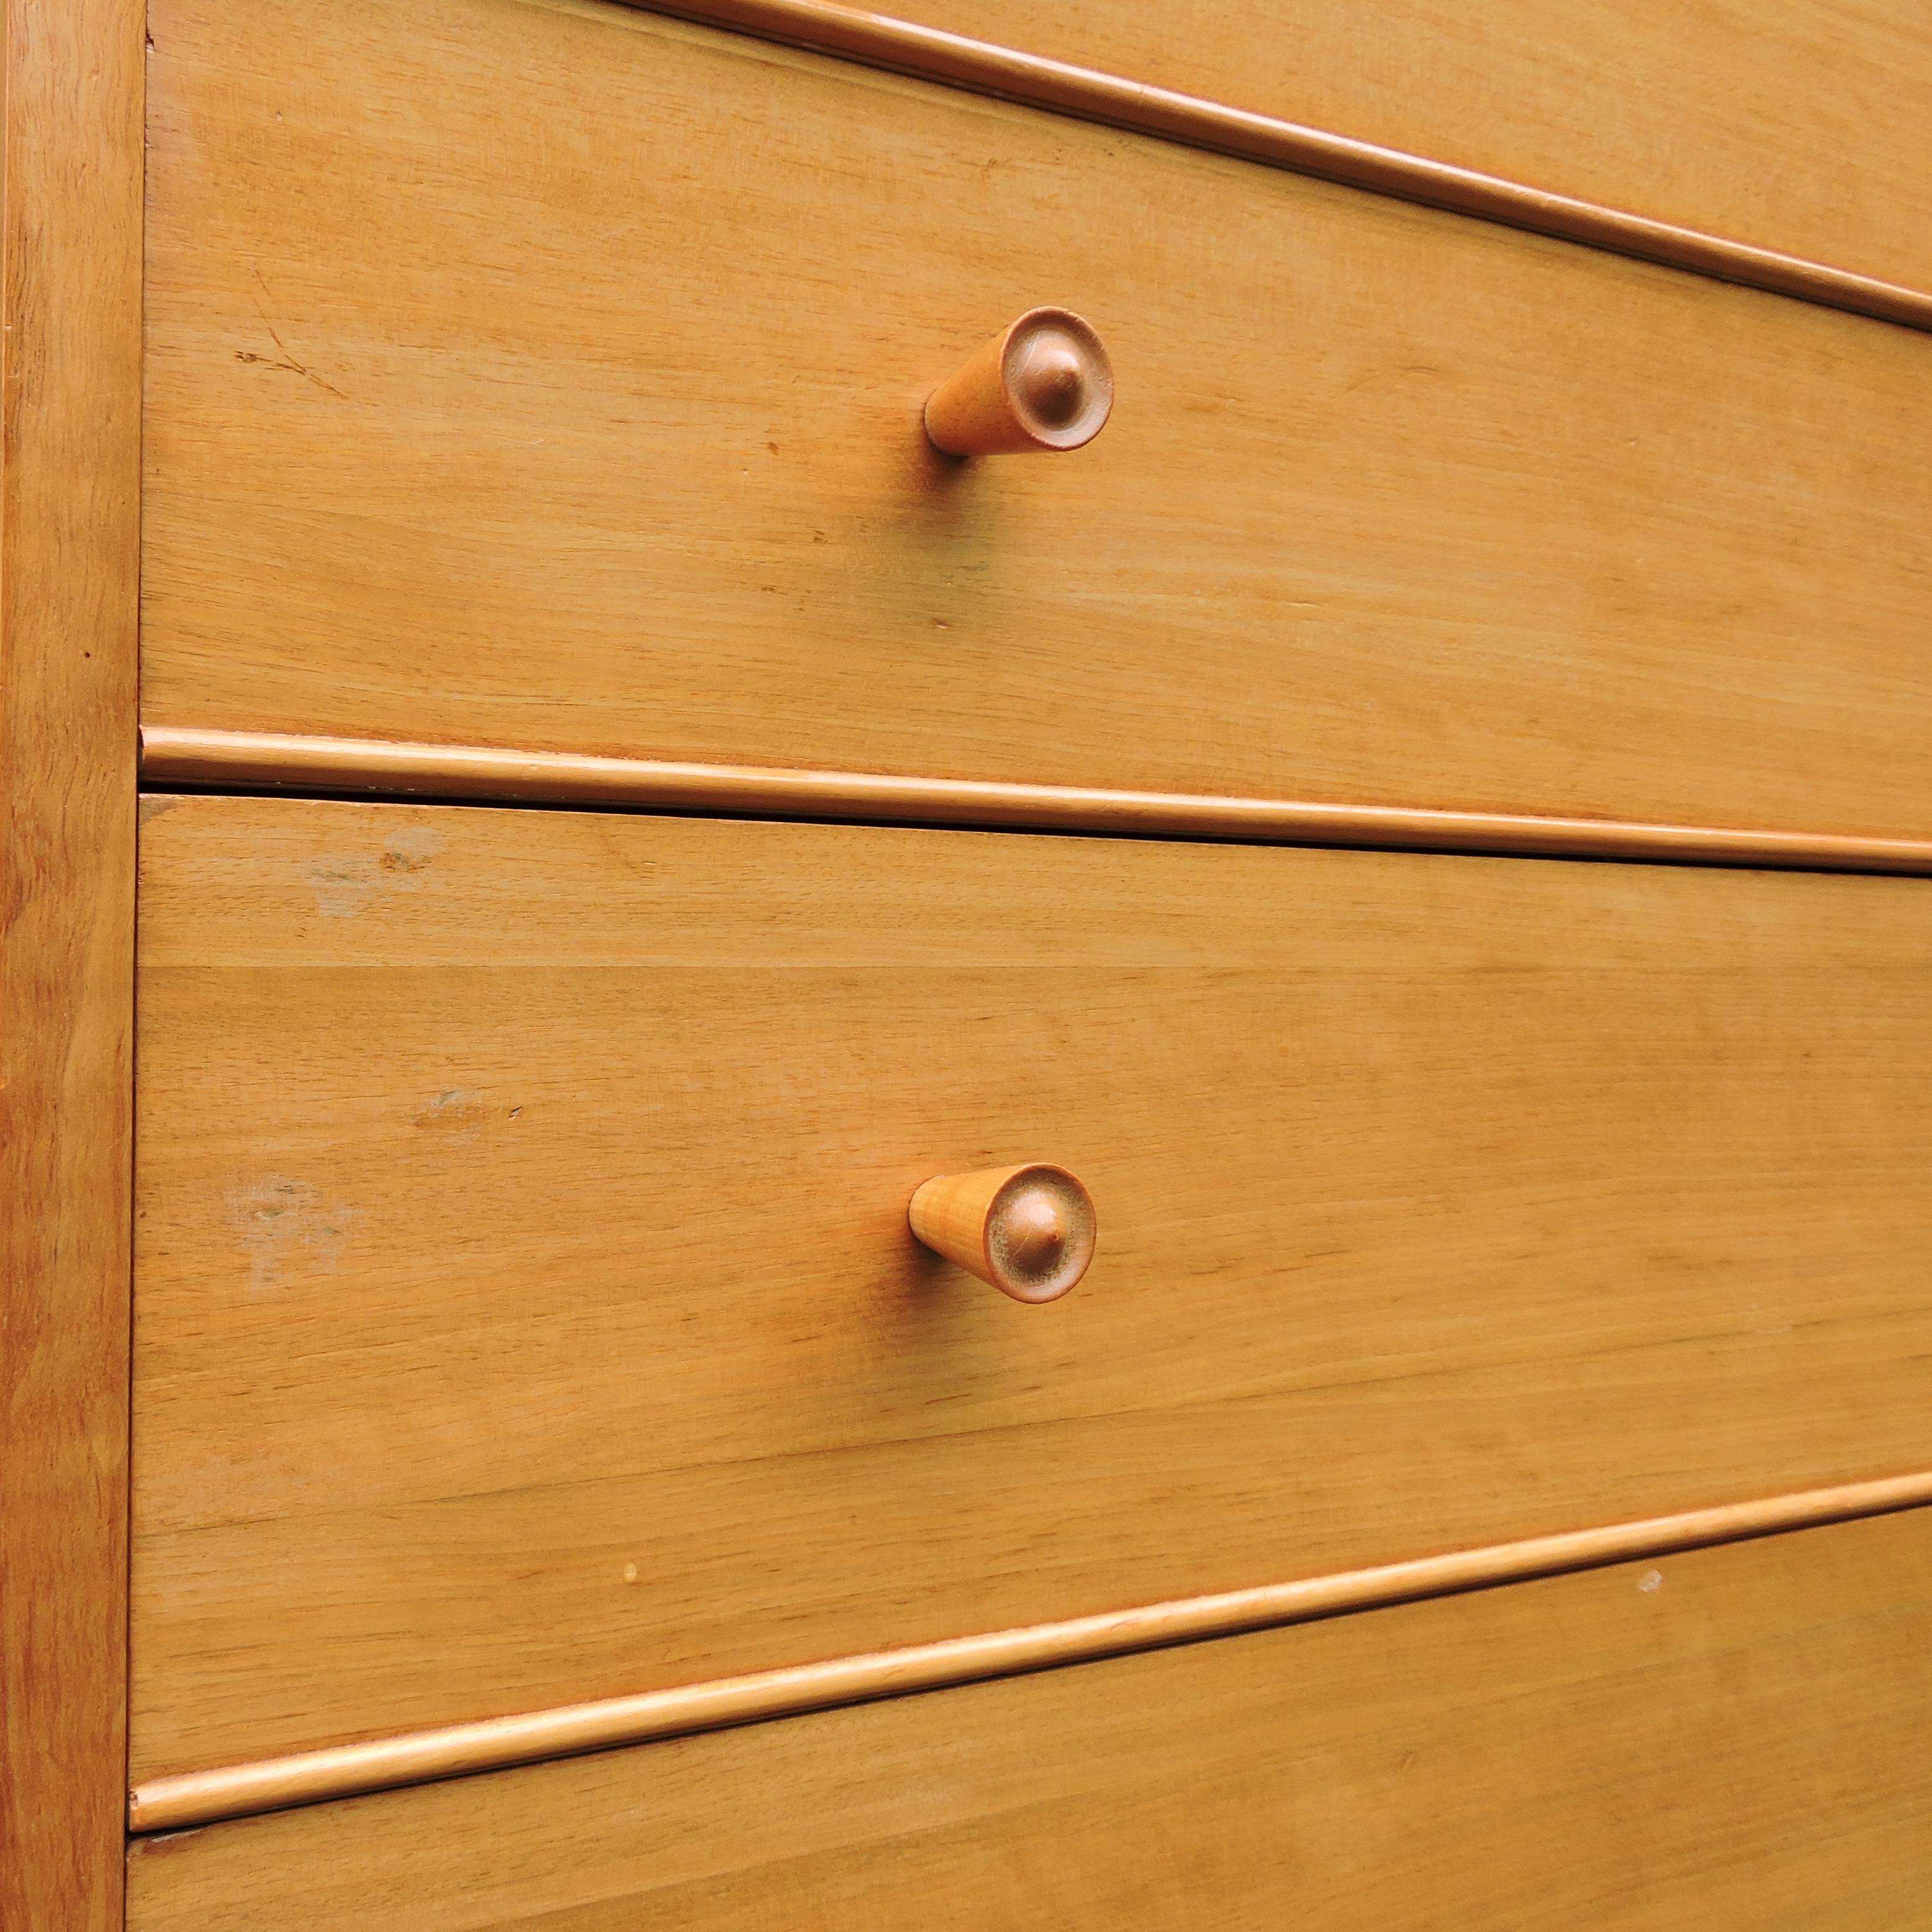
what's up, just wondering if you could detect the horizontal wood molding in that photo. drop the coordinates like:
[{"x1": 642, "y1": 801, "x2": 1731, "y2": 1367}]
[
  {"x1": 127, "y1": 1469, "x2": 1932, "y2": 1833},
  {"x1": 125, "y1": 1508, "x2": 1932, "y2": 1931},
  {"x1": 141, "y1": 727, "x2": 1932, "y2": 876},
  {"x1": 623, "y1": 0, "x2": 1932, "y2": 335}
]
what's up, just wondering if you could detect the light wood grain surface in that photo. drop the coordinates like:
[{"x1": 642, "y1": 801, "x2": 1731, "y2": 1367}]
[
  {"x1": 783, "y1": 0, "x2": 1932, "y2": 297},
  {"x1": 626, "y1": 0, "x2": 1932, "y2": 331},
  {"x1": 0, "y1": 1, "x2": 144, "y2": 1926},
  {"x1": 143, "y1": 0, "x2": 1932, "y2": 839},
  {"x1": 133, "y1": 797, "x2": 1932, "y2": 1781},
  {"x1": 622, "y1": 0, "x2": 1932, "y2": 332},
  {"x1": 126, "y1": 1506, "x2": 1932, "y2": 1930}
]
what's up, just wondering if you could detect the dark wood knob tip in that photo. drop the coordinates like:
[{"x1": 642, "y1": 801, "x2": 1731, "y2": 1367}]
[{"x1": 1013, "y1": 338, "x2": 1088, "y2": 427}]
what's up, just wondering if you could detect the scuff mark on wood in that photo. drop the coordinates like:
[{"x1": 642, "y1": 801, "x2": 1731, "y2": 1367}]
[
  {"x1": 304, "y1": 824, "x2": 443, "y2": 916},
  {"x1": 226, "y1": 1175, "x2": 359, "y2": 1290}
]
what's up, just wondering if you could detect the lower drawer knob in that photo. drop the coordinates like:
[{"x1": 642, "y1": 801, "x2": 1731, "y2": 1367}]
[
  {"x1": 909, "y1": 1163, "x2": 1097, "y2": 1303},
  {"x1": 923, "y1": 307, "x2": 1114, "y2": 456}
]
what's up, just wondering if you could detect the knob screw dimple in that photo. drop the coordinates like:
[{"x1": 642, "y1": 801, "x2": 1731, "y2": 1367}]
[
  {"x1": 1013, "y1": 340, "x2": 1086, "y2": 427},
  {"x1": 1000, "y1": 1185, "x2": 1068, "y2": 1273},
  {"x1": 924, "y1": 307, "x2": 1114, "y2": 457}
]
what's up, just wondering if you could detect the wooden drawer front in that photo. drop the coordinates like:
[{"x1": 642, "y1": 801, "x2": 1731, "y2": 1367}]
[
  {"x1": 877, "y1": 0, "x2": 1932, "y2": 297},
  {"x1": 133, "y1": 797, "x2": 1932, "y2": 1781},
  {"x1": 128, "y1": 1509, "x2": 1932, "y2": 1930},
  {"x1": 144, "y1": 0, "x2": 1932, "y2": 841}
]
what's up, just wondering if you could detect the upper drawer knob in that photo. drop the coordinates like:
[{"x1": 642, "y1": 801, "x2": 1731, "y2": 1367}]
[
  {"x1": 909, "y1": 1162, "x2": 1098, "y2": 1303},
  {"x1": 924, "y1": 307, "x2": 1114, "y2": 457}
]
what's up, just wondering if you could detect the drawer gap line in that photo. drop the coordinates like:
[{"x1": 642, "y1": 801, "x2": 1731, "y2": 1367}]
[
  {"x1": 126, "y1": 1468, "x2": 1932, "y2": 1834},
  {"x1": 618, "y1": 0, "x2": 1932, "y2": 334},
  {"x1": 139, "y1": 727, "x2": 1932, "y2": 877}
]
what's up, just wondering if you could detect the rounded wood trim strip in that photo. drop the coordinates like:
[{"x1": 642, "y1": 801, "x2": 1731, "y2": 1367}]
[
  {"x1": 127, "y1": 1471, "x2": 1932, "y2": 1833},
  {"x1": 140, "y1": 727, "x2": 1932, "y2": 876},
  {"x1": 623, "y1": 0, "x2": 1932, "y2": 335}
]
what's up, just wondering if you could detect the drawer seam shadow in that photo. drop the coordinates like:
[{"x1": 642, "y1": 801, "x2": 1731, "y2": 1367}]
[{"x1": 140, "y1": 727, "x2": 1932, "y2": 878}]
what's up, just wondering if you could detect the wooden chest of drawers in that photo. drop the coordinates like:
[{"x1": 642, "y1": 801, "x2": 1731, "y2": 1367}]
[{"x1": 7, "y1": 0, "x2": 1932, "y2": 1926}]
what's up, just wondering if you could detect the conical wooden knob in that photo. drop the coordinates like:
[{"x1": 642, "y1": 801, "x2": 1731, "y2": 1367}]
[
  {"x1": 923, "y1": 308, "x2": 1114, "y2": 457},
  {"x1": 909, "y1": 1163, "x2": 1097, "y2": 1304}
]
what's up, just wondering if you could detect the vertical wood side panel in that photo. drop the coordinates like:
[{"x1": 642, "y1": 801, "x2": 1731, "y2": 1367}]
[{"x1": 0, "y1": 0, "x2": 143, "y2": 1925}]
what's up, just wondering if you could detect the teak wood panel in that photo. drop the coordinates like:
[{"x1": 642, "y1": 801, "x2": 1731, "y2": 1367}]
[
  {"x1": 0, "y1": 0, "x2": 144, "y2": 1925},
  {"x1": 132, "y1": 797, "x2": 1932, "y2": 1780},
  {"x1": 143, "y1": 0, "x2": 1932, "y2": 841},
  {"x1": 127, "y1": 1508, "x2": 1932, "y2": 1930},
  {"x1": 857, "y1": 0, "x2": 1932, "y2": 297}
]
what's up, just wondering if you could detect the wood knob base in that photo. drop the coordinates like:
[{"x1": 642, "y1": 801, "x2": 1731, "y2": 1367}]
[
  {"x1": 923, "y1": 308, "x2": 1114, "y2": 457},
  {"x1": 909, "y1": 1163, "x2": 1097, "y2": 1303}
]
